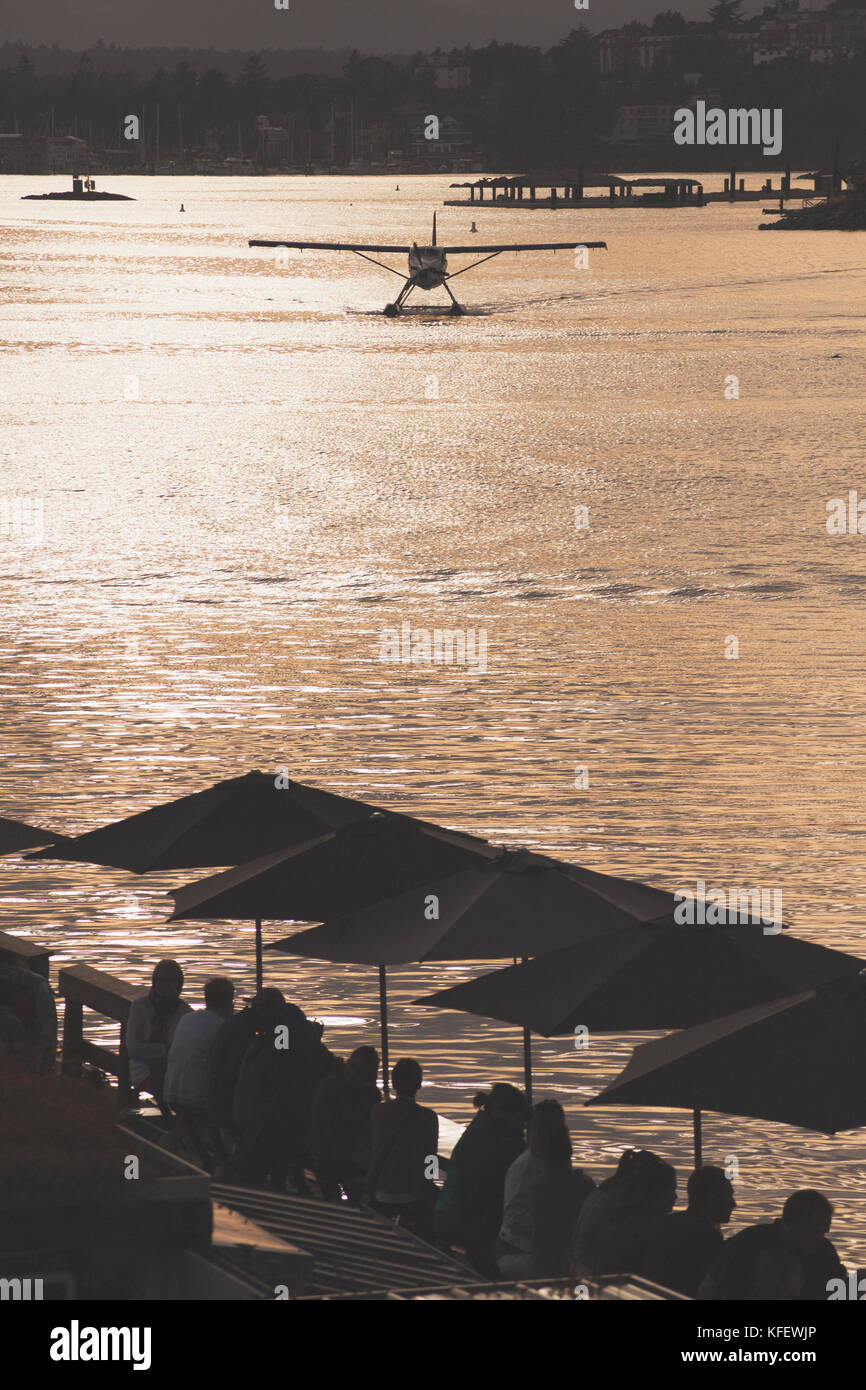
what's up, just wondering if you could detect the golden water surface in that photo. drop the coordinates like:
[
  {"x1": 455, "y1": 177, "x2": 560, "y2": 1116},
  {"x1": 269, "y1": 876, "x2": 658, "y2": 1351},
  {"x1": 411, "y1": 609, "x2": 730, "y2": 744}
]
[{"x1": 1, "y1": 172, "x2": 864, "y2": 1261}]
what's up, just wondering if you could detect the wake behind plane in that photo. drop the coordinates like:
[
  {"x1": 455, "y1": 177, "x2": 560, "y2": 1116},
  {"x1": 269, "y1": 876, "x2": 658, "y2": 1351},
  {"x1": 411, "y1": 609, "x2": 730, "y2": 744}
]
[{"x1": 249, "y1": 213, "x2": 607, "y2": 315}]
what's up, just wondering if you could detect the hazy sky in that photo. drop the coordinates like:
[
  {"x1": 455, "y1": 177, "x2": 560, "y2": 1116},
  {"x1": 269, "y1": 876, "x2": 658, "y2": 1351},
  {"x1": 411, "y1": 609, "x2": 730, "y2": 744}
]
[{"x1": 7, "y1": 0, "x2": 766, "y2": 53}]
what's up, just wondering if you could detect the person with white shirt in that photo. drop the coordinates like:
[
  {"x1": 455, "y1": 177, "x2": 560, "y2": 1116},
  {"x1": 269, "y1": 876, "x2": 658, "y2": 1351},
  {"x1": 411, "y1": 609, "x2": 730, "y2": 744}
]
[
  {"x1": 165, "y1": 977, "x2": 234, "y2": 1165},
  {"x1": 125, "y1": 959, "x2": 191, "y2": 1102}
]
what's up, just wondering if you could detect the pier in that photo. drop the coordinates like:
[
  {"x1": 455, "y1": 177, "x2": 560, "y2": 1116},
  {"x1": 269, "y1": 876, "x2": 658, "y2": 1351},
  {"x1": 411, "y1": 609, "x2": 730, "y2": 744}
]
[{"x1": 446, "y1": 168, "x2": 813, "y2": 209}]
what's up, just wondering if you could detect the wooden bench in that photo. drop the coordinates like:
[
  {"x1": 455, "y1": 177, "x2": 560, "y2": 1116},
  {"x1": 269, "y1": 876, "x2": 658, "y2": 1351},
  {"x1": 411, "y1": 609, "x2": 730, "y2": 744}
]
[
  {"x1": 0, "y1": 928, "x2": 51, "y2": 978},
  {"x1": 58, "y1": 963, "x2": 141, "y2": 1105}
]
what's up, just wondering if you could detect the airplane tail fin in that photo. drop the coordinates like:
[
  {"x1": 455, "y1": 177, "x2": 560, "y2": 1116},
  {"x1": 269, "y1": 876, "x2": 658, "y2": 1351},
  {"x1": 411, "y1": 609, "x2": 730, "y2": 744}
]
[{"x1": 432, "y1": 212, "x2": 437, "y2": 247}]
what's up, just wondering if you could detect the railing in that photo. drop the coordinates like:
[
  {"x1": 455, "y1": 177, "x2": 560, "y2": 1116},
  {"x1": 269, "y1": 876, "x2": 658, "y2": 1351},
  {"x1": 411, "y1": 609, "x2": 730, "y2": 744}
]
[
  {"x1": 0, "y1": 928, "x2": 51, "y2": 978},
  {"x1": 58, "y1": 963, "x2": 140, "y2": 1104}
]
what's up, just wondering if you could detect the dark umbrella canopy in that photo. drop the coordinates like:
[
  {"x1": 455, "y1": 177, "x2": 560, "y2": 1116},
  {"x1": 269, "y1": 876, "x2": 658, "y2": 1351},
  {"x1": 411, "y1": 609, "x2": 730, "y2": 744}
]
[
  {"x1": 0, "y1": 815, "x2": 62, "y2": 856},
  {"x1": 168, "y1": 812, "x2": 498, "y2": 926},
  {"x1": 260, "y1": 845, "x2": 675, "y2": 1110},
  {"x1": 28, "y1": 771, "x2": 375, "y2": 872},
  {"x1": 268, "y1": 850, "x2": 678, "y2": 963},
  {"x1": 412, "y1": 921, "x2": 865, "y2": 1031},
  {"x1": 169, "y1": 810, "x2": 499, "y2": 1096},
  {"x1": 585, "y1": 969, "x2": 866, "y2": 1135}
]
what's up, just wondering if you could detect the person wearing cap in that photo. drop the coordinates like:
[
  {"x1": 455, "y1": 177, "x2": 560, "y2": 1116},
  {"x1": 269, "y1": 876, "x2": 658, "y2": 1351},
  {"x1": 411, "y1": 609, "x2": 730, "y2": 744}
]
[{"x1": 125, "y1": 959, "x2": 191, "y2": 1103}]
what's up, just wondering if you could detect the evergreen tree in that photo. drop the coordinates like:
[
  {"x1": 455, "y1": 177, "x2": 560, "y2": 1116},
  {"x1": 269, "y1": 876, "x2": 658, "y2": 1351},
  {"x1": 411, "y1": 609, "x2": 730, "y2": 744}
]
[
  {"x1": 652, "y1": 10, "x2": 689, "y2": 31},
  {"x1": 708, "y1": 0, "x2": 745, "y2": 27}
]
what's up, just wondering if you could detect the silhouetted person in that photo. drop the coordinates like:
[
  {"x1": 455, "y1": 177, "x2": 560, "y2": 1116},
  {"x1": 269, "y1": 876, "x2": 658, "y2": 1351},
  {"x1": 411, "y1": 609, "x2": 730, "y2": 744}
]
[
  {"x1": 165, "y1": 976, "x2": 235, "y2": 1168},
  {"x1": 573, "y1": 1148, "x2": 677, "y2": 1277},
  {"x1": 208, "y1": 987, "x2": 285, "y2": 1136},
  {"x1": 752, "y1": 1246, "x2": 804, "y2": 1300},
  {"x1": 125, "y1": 959, "x2": 191, "y2": 1103},
  {"x1": 0, "y1": 950, "x2": 56, "y2": 1067},
  {"x1": 497, "y1": 1099, "x2": 595, "y2": 1280},
  {"x1": 699, "y1": 1189, "x2": 846, "y2": 1301},
  {"x1": 308, "y1": 1045, "x2": 380, "y2": 1201},
  {"x1": 234, "y1": 1001, "x2": 335, "y2": 1192},
  {"x1": 165, "y1": 977, "x2": 234, "y2": 1109},
  {"x1": 643, "y1": 1166, "x2": 735, "y2": 1297},
  {"x1": 0, "y1": 968, "x2": 27, "y2": 1050},
  {"x1": 368, "y1": 1058, "x2": 439, "y2": 1232},
  {"x1": 435, "y1": 1083, "x2": 528, "y2": 1277}
]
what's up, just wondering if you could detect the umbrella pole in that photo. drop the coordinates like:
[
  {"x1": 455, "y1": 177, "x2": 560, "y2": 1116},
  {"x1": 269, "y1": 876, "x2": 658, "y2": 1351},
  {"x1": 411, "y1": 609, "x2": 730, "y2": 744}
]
[
  {"x1": 379, "y1": 965, "x2": 390, "y2": 1099},
  {"x1": 255, "y1": 918, "x2": 263, "y2": 991},
  {"x1": 693, "y1": 1108, "x2": 703, "y2": 1167},
  {"x1": 520, "y1": 958, "x2": 532, "y2": 1107}
]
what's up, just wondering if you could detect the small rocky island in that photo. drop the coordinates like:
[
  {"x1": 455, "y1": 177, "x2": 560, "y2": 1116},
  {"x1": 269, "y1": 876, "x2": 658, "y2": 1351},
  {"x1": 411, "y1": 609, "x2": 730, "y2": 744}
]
[{"x1": 22, "y1": 174, "x2": 134, "y2": 202}]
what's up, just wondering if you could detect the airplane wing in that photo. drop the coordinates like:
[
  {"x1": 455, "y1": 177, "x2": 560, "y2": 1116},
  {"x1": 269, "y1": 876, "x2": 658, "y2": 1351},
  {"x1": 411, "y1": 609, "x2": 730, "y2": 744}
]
[
  {"x1": 249, "y1": 239, "x2": 607, "y2": 253},
  {"x1": 440, "y1": 241, "x2": 607, "y2": 253},
  {"x1": 249, "y1": 239, "x2": 414, "y2": 252}
]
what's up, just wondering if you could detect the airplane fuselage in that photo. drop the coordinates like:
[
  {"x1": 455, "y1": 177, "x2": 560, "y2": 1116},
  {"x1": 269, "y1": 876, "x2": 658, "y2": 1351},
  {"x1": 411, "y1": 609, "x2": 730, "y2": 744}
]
[{"x1": 408, "y1": 245, "x2": 448, "y2": 290}]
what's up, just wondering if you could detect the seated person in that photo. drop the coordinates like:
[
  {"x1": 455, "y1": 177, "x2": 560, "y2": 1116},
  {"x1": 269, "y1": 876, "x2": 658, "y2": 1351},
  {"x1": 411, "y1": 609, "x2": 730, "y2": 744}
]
[
  {"x1": 125, "y1": 959, "x2": 191, "y2": 1103},
  {"x1": 573, "y1": 1148, "x2": 677, "y2": 1278},
  {"x1": 752, "y1": 1247, "x2": 804, "y2": 1301},
  {"x1": 0, "y1": 968, "x2": 27, "y2": 1050},
  {"x1": 0, "y1": 948, "x2": 57, "y2": 1066},
  {"x1": 642, "y1": 1165, "x2": 735, "y2": 1298},
  {"x1": 164, "y1": 977, "x2": 235, "y2": 1167},
  {"x1": 307, "y1": 1045, "x2": 380, "y2": 1201},
  {"x1": 699, "y1": 1189, "x2": 846, "y2": 1301},
  {"x1": 497, "y1": 1099, "x2": 595, "y2": 1280},
  {"x1": 208, "y1": 987, "x2": 285, "y2": 1140}
]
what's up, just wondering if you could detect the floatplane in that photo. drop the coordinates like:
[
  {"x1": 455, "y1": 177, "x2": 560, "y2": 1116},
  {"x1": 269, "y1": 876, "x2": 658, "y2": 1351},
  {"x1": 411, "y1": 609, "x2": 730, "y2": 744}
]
[{"x1": 249, "y1": 213, "x2": 607, "y2": 315}]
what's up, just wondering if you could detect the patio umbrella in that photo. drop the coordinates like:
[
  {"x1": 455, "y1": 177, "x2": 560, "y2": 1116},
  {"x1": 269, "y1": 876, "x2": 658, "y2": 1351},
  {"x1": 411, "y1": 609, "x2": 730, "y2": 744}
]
[
  {"x1": 169, "y1": 812, "x2": 500, "y2": 1090},
  {"x1": 273, "y1": 850, "x2": 678, "y2": 963},
  {"x1": 26, "y1": 771, "x2": 379, "y2": 987},
  {"x1": 27, "y1": 771, "x2": 375, "y2": 871},
  {"x1": 0, "y1": 815, "x2": 63, "y2": 855},
  {"x1": 411, "y1": 914, "x2": 863, "y2": 1123},
  {"x1": 412, "y1": 919, "x2": 864, "y2": 1031},
  {"x1": 585, "y1": 968, "x2": 866, "y2": 1163},
  {"x1": 268, "y1": 849, "x2": 681, "y2": 1102}
]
